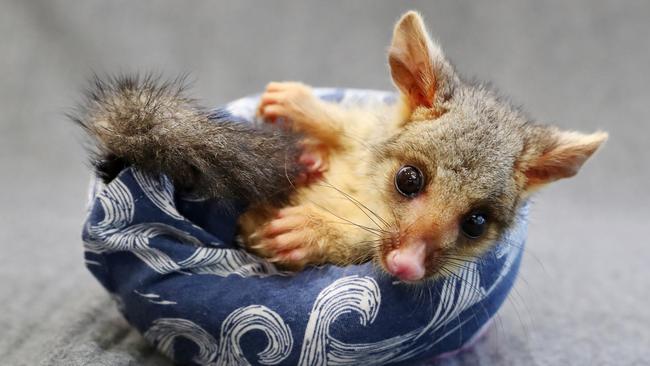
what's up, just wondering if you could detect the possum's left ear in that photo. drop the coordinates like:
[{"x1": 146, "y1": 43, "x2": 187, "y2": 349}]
[
  {"x1": 518, "y1": 127, "x2": 608, "y2": 192},
  {"x1": 388, "y1": 11, "x2": 457, "y2": 114}
]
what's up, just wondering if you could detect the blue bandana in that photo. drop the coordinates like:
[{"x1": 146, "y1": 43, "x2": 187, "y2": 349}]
[{"x1": 83, "y1": 89, "x2": 527, "y2": 365}]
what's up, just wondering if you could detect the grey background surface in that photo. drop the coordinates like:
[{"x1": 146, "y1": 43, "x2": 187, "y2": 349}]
[{"x1": 1, "y1": 1, "x2": 648, "y2": 365}]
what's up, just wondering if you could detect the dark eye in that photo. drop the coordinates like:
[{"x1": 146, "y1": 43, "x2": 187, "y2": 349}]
[
  {"x1": 394, "y1": 165, "x2": 424, "y2": 197},
  {"x1": 461, "y1": 212, "x2": 488, "y2": 239}
]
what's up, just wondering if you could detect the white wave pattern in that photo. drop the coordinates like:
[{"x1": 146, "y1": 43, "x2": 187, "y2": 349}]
[
  {"x1": 294, "y1": 262, "x2": 498, "y2": 365},
  {"x1": 84, "y1": 170, "x2": 284, "y2": 278},
  {"x1": 179, "y1": 247, "x2": 286, "y2": 278},
  {"x1": 132, "y1": 169, "x2": 186, "y2": 221},
  {"x1": 298, "y1": 276, "x2": 381, "y2": 366},
  {"x1": 483, "y1": 220, "x2": 526, "y2": 296},
  {"x1": 144, "y1": 318, "x2": 219, "y2": 366},
  {"x1": 140, "y1": 253, "x2": 518, "y2": 365},
  {"x1": 94, "y1": 178, "x2": 134, "y2": 232},
  {"x1": 216, "y1": 305, "x2": 294, "y2": 365},
  {"x1": 145, "y1": 306, "x2": 292, "y2": 366},
  {"x1": 87, "y1": 222, "x2": 189, "y2": 274}
]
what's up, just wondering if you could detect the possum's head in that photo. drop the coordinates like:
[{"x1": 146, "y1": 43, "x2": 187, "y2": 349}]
[{"x1": 373, "y1": 11, "x2": 607, "y2": 282}]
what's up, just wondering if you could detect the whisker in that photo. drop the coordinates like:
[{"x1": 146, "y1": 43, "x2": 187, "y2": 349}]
[
  {"x1": 317, "y1": 178, "x2": 391, "y2": 230},
  {"x1": 320, "y1": 215, "x2": 383, "y2": 237},
  {"x1": 324, "y1": 220, "x2": 384, "y2": 236}
]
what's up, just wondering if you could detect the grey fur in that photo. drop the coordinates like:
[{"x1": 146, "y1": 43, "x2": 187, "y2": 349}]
[{"x1": 71, "y1": 74, "x2": 305, "y2": 206}]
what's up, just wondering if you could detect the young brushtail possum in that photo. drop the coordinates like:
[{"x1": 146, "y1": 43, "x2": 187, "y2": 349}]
[
  {"x1": 73, "y1": 74, "x2": 322, "y2": 207},
  {"x1": 239, "y1": 11, "x2": 607, "y2": 282}
]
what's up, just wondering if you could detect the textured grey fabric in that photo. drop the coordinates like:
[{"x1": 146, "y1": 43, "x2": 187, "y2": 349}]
[{"x1": 1, "y1": 1, "x2": 647, "y2": 365}]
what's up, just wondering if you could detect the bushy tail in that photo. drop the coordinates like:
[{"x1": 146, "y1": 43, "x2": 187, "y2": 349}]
[{"x1": 71, "y1": 74, "x2": 304, "y2": 205}]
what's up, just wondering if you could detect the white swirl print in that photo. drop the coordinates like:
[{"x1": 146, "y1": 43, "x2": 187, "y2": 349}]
[
  {"x1": 145, "y1": 305, "x2": 292, "y2": 366},
  {"x1": 132, "y1": 169, "x2": 186, "y2": 221},
  {"x1": 84, "y1": 171, "x2": 285, "y2": 278},
  {"x1": 296, "y1": 259, "x2": 509, "y2": 365},
  {"x1": 216, "y1": 305, "x2": 294, "y2": 365},
  {"x1": 180, "y1": 247, "x2": 286, "y2": 278},
  {"x1": 298, "y1": 276, "x2": 381, "y2": 366},
  {"x1": 94, "y1": 177, "x2": 134, "y2": 233},
  {"x1": 144, "y1": 318, "x2": 219, "y2": 366}
]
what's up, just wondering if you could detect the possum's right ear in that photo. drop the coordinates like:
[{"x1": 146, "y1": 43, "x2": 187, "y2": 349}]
[{"x1": 388, "y1": 11, "x2": 457, "y2": 116}]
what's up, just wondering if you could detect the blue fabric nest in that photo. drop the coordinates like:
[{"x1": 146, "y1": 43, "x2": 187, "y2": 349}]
[{"x1": 82, "y1": 89, "x2": 527, "y2": 366}]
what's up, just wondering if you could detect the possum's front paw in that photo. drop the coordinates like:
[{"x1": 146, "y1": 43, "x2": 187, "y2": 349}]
[
  {"x1": 257, "y1": 81, "x2": 321, "y2": 128},
  {"x1": 251, "y1": 205, "x2": 326, "y2": 269}
]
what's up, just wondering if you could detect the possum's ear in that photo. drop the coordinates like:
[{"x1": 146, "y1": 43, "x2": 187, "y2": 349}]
[
  {"x1": 518, "y1": 127, "x2": 608, "y2": 192},
  {"x1": 388, "y1": 11, "x2": 456, "y2": 115}
]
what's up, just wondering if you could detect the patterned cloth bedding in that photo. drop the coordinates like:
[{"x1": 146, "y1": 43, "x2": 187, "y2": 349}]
[{"x1": 82, "y1": 89, "x2": 527, "y2": 365}]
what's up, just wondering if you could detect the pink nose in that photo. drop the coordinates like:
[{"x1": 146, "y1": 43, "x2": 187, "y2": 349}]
[{"x1": 386, "y1": 241, "x2": 427, "y2": 282}]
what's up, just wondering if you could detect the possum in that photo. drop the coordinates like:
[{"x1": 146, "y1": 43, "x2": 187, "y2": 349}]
[{"x1": 239, "y1": 11, "x2": 607, "y2": 282}]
